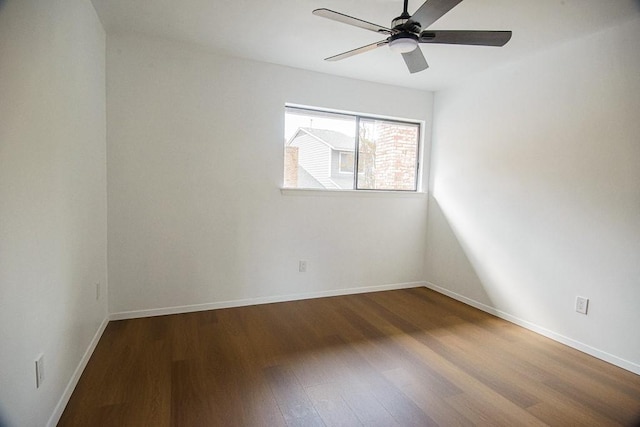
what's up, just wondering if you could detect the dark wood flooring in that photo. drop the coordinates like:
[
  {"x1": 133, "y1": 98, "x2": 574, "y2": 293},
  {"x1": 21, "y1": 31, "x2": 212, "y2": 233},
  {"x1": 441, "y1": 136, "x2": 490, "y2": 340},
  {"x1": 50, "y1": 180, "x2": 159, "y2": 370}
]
[{"x1": 58, "y1": 287, "x2": 640, "y2": 426}]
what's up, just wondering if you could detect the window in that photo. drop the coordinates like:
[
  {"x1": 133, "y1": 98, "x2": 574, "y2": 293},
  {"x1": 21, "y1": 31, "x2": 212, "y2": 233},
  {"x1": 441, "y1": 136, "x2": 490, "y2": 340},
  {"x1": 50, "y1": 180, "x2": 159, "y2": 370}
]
[
  {"x1": 283, "y1": 106, "x2": 421, "y2": 191},
  {"x1": 338, "y1": 152, "x2": 354, "y2": 174}
]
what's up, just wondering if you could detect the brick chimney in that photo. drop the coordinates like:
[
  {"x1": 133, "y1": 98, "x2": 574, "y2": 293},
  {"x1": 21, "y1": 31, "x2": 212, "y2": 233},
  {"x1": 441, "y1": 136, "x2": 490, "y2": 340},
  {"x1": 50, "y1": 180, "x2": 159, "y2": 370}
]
[{"x1": 284, "y1": 146, "x2": 299, "y2": 187}]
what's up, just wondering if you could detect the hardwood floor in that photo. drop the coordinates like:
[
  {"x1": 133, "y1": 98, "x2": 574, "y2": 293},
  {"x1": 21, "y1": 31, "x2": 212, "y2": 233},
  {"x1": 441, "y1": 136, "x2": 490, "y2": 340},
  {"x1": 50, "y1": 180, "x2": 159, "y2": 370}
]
[{"x1": 58, "y1": 287, "x2": 640, "y2": 426}]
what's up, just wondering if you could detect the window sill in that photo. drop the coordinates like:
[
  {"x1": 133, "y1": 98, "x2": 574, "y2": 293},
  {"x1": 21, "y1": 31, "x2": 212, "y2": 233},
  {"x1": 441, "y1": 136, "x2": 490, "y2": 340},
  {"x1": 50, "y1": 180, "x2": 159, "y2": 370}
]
[{"x1": 280, "y1": 188, "x2": 427, "y2": 198}]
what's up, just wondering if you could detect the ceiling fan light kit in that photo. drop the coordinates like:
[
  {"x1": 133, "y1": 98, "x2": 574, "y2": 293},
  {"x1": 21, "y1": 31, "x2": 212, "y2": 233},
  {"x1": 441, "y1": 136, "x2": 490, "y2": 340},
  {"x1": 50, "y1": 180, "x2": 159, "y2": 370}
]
[
  {"x1": 313, "y1": 0, "x2": 512, "y2": 74},
  {"x1": 389, "y1": 33, "x2": 419, "y2": 54}
]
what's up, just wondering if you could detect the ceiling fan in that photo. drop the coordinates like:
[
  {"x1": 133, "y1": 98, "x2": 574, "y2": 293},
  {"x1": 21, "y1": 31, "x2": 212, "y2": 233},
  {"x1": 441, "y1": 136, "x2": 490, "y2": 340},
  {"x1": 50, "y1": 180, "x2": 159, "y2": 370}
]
[{"x1": 313, "y1": 0, "x2": 512, "y2": 74}]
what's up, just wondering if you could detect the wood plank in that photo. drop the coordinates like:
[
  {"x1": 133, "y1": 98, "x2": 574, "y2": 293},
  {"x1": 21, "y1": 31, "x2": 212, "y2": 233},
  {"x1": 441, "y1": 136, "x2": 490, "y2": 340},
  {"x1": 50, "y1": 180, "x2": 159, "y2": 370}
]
[
  {"x1": 264, "y1": 365, "x2": 325, "y2": 426},
  {"x1": 383, "y1": 367, "x2": 472, "y2": 427},
  {"x1": 305, "y1": 382, "x2": 363, "y2": 426},
  {"x1": 338, "y1": 382, "x2": 400, "y2": 427}
]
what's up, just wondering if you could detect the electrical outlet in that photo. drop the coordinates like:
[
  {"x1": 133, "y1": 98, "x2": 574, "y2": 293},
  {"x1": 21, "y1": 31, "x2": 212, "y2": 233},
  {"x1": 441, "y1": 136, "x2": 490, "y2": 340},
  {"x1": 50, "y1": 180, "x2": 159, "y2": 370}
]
[
  {"x1": 299, "y1": 260, "x2": 307, "y2": 273},
  {"x1": 576, "y1": 296, "x2": 589, "y2": 315},
  {"x1": 35, "y1": 354, "x2": 44, "y2": 388},
  {"x1": 96, "y1": 282, "x2": 100, "y2": 300}
]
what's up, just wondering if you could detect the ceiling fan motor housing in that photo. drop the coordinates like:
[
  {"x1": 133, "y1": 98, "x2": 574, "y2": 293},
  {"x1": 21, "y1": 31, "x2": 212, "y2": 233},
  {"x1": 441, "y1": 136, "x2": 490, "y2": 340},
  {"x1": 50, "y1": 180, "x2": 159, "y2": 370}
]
[
  {"x1": 391, "y1": 15, "x2": 409, "y2": 29},
  {"x1": 392, "y1": 14, "x2": 421, "y2": 33}
]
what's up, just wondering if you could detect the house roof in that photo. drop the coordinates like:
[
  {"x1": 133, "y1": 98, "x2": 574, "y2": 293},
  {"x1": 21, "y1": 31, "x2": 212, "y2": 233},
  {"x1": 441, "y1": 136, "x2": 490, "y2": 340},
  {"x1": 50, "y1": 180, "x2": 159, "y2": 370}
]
[{"x1": 291, "y1": 128, "x2": 355, "y2": 152}]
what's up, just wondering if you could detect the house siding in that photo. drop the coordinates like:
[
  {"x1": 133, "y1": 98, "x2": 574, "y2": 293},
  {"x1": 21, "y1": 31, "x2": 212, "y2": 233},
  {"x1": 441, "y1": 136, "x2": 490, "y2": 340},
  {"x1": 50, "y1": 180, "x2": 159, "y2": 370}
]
[{"x1": 290, "y1": 134, "x2": 336, "y2": 189}]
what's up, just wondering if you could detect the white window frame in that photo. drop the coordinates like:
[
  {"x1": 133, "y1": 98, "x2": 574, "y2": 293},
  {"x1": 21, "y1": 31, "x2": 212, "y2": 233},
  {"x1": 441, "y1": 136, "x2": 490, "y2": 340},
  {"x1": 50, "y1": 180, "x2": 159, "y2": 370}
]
[{"x1": 283, "y1": 104, "x2": 424, "y2": 193}]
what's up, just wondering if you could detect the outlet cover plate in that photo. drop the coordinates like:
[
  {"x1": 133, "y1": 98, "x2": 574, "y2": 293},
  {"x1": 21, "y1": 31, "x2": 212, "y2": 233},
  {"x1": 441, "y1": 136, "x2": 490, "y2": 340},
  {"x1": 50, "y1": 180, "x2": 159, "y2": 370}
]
[
  {"x1": 576, "y1": 296, "x2": 589, "y2": 315},
  {"x1": 35, "y1": 354, "x2": 44, "y2": 388}
]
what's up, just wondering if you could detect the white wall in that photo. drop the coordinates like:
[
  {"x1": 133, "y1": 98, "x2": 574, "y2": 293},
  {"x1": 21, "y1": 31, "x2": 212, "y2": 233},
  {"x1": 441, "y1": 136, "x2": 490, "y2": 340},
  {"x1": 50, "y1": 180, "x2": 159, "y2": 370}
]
[
  {"x1": 426, "y1": 17, "x2": 640, "y2": 372},
  {"x1": 106, "y1": 34, "x2": 433, "y2": 316},
  {"x1": 0, "y1": 0, "x2": 107, "y2": 426}
]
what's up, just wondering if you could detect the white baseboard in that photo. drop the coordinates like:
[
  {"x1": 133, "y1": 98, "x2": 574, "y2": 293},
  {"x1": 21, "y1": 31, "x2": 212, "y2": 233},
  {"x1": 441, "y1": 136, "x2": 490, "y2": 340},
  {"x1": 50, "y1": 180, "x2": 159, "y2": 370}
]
[
  {"x1": 47, "y1": 316, "x2": 110, "y2": 427},
  {"x1": 109, "y1": 281, "x2": 427, "y2": 321},
  {"x1": 424, "y1": 281, "x2": 640, "y2": 376}
]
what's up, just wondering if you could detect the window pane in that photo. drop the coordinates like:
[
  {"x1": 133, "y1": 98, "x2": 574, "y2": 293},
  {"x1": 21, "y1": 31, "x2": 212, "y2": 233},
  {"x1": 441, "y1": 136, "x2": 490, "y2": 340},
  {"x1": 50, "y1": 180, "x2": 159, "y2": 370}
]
[
  {"x1": 284, "y1": 107, "x2": 356, "y2": 190},
  {"x1": 339, "y1": 152, "x2": 355, "y2": 174},
  {"x1": 357, "y1": 119, "x2": 419, "y2": 191}
]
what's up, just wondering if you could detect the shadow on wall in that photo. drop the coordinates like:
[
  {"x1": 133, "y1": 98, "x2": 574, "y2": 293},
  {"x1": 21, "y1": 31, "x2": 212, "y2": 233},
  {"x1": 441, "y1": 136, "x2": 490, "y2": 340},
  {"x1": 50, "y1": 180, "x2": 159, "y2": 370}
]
[{"x1": 424, "y1": 193, "x2": 494, "y2": 308}]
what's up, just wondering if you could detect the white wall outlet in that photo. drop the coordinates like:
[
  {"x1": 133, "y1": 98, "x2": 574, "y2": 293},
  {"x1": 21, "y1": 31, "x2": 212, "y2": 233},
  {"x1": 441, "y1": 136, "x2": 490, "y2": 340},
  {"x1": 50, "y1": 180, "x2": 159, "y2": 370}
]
[
  {"x1": 298, "y1": 260, "x2": 307, "y2": 273},
  {"x1": 96, "y1": 282, "x2": 101, "y2": 300},
  {"x1": 576, "y1": 296, "x2": 589, "y2": 315},
  {"x1": 35, "y1": 354, "x2": 44, "y2": 388}
]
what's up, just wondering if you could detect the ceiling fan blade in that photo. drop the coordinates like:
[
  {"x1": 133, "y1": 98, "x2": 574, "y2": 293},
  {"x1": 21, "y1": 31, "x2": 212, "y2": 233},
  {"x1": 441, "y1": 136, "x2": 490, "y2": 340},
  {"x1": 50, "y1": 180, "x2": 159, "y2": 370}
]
[
  {"x1": 313, "y1": 9, "x2": 393, "y2": 35},
  {"x1": 325, "y1": 40, "x2": 389, "y2": 61},
  {"x1": 402, "y1": 48, "x2": 429, "y2": 73},
  {"x1": 408, "y1": 0, "x2": 463, "y2": 30},
  {"x1": 419, "y1": 30, "x2": 512, "y2": 46}
]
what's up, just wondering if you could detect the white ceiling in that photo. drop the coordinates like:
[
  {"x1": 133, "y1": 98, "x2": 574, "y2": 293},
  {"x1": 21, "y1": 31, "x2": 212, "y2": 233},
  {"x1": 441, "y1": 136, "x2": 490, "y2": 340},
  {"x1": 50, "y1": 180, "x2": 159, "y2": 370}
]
[{"x1": 90, "y1": 0, "x2": 640, "y2": 91}]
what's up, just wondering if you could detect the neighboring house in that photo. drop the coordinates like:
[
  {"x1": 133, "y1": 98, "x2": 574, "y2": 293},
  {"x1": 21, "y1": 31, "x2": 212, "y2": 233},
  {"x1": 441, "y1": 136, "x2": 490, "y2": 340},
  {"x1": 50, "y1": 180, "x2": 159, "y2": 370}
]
[{"x1": 284, "y1": 128, "x2": 356, "y2": 189}]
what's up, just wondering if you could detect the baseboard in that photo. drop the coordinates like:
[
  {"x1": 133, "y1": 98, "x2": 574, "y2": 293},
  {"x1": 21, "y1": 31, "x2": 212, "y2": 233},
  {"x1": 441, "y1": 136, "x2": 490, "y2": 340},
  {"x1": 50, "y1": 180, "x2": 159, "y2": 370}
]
[
  {"x1": 46, "y1": 316, "x2": 109, "y2": 427},
  {"x1": 109, "y1": 281, "x2": 426, "y2": 321},
  {"x1": 424, "y1": 281, "x2": 640, "y2": 376}
]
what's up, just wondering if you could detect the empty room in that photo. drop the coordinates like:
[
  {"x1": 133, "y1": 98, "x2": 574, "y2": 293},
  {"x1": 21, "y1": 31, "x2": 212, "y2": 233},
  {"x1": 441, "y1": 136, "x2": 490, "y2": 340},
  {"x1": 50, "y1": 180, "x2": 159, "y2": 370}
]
[{"x1": 1, "y1": 0, "x2": 639, "y2": 425}]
